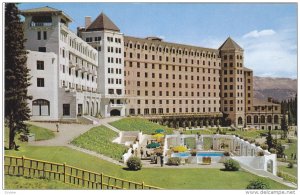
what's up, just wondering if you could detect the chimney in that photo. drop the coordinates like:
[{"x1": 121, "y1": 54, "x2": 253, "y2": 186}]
[
  {"x1": 267, "y1": 97, "x2": 273, "y2": 103},
  {"x1": 85, "y1": 16, "x2": 92, "y2": 28}
]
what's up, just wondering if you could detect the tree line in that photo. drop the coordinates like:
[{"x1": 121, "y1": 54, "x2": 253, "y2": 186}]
[{"x1": 281, "y1": 94, "x2": 297, "y2": 126}]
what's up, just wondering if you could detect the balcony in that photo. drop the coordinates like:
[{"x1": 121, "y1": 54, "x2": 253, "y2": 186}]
[
  {"x1": 82, "y1": 67, "x2": 88, "y2": 73},
  {"x1": 109, "y1": 103, "x2": 125, "y2": 108},
  {"x1": 75, "y1": 64, "x2": 82, "y2": 70},
  {"x1": 69, "y1": 60, "x2": 76, "y2": 68},
  {"x1": 30, "y1": 22, "x2": 52, "y2": 27},
  {"x1": 92, "y1": 69, "x2": 97, "y2": 76}
]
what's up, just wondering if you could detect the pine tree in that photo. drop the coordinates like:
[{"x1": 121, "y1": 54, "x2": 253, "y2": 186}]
[
  {"x1": 265, "y1": 129, "x2": 274, "y2": 151},
  {"x1": 5, "y1": 3, "x2": 32, "y2": 150},
  {"x1": 281, "y1": 114, "x2": 289, "y2": 139}
]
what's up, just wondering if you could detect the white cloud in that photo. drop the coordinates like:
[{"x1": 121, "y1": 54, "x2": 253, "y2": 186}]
[
  {"x1": 242, "y1": 29, "x2": 276, "y2": 38},
  {"x1": 239, "y1": 28, "x2": 297, "y2": 78}
]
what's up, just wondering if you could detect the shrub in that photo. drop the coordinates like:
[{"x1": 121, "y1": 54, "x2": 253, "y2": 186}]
[
  {"x1": 269, "y1": 148, "x2": 276, "y2": 154},
  {"x1": 246, "y1": 179, "x2": 270, "y2": 189},
  {"x1": 287, "y1": 162, "x2": 293, "y2": 168},
  {"x1": 257, "y1": 151, "x2": 265, "y2": 156},
  {"x1": 261, "y1": 145, "x2": 268, "y2": 150},
  {"x1": 287, "y1": 139, "x2": 294, "y2": 143},
  {"x1": 223, "y1": 151, "x2": 230, "y2": 156},
  {"x1": 255, "y1": 142, "x2": 260, "y2": 147},
  {"x1": 126, "y1": 157, "x2": 142, "y2": 171},
  {"x1": 223, "y1": 159, "x2": 240, "y2": 171},
  {"x1": 172, "y1": 146, "x2": 187, "y2": 153},
  {"x1": 167, "y1": 157, "x2": 181, "y2": 165},
  {"x1": 191, "y1": 149, "x2": 197, "y2": 156}
]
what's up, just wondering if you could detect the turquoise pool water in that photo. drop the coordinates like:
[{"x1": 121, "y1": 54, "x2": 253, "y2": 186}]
[
  {"x1": 172, "y1": 152, "x2": 224, "y2": 157},
  {"x1": 172, "y1": 152, "x2": 191, "y2": 157},
  {"x1": 197, "y1": 152, "x2": 224, "y2": 157}
]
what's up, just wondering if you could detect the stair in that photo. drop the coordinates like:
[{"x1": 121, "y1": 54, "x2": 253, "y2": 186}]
[{"x1": 78, "y1": 115, "x2": 101, "y2": 125}]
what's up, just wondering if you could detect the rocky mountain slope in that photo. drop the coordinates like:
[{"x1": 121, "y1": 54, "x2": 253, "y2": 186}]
[{"x1": 253, "y1": 76, "x2": 297, "y2": 101}]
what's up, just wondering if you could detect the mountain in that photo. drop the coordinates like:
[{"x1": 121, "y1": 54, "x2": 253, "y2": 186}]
[{"x1": 253, "y1": 76, "x2": 297, "y2": 101}]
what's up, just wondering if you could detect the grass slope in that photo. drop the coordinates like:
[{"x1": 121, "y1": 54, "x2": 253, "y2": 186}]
[
  {"x1": 5, "y1": 145, "x2": 291, "y2": 189},
  {"x1": 278, "y1": 166, "x2": 297, "y2": 177},
  {"x1": 109, "y1": 117, "x2": 174, "y2": 134},
  {"x1": 4, "y1": 124, "x2": 55, "y2": 148},
  {"x1": 71, "y1": 125, "x2": 128, "y2": 161},
  {"x1": 5, "y1": 175, "x2": 83, "y2": 189}
]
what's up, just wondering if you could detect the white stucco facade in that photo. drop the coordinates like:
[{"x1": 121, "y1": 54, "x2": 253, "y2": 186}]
[{"x1": 23, "y1": 7, "x2": 101, "y2": 121}]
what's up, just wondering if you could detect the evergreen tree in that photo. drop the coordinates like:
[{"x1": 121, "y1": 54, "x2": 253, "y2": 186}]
[
  {"x1": 5, "y1": 3, "x2": 32, "y2": 150},
  {"x1": 281, "y1": 114, "x2": 288, "y2": 139},
  {"x1": 265, "y1": 130, "x2": 274, "y2": 151}
]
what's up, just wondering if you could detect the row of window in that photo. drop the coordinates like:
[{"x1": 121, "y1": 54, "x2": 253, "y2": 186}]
[
  {"x1": 62, "y1": 80, "x2": 96, "y2": 92},
  {"x1": 125, "y1": 52, "x2": 220, "y2": 66},
  {"x1": 68, "y1": 38, "x2": 97, "y2": 60},
  {"x1": 254, "y1": 105, "x2": 279, "y2": 111},
  {"x1": 108, "y1": 78, "x2": 122, "y2": 84},
  {"x1": 132, "y1": 99, "x2": 218, "y2": 105},
  {"x1": 126, "y1": 42, "x2": 218, "y2": 58},
  {"x1": 224, "y1": 107, "x2": 243, "y2": 112},
  {"x1": 108, "y1": 88, "x2": 122, "y2": 95},
  {"x1": 107, "y1": 46, "x2": 122, "y2": 53},
  {"x1": 223, "y1": 54, "x2": 243, "y2": 60},
  {"x1": 61, "y1": 65, "x2": 96, "y2": 82},
  {"x1": 108, "y1": 68, "x2": 122, "y2": 74},
  {"x1": 130, "y1": 71, "x2": 218, "y2": 82},
  {"x1": 134, "y1": 81, "x2": 217, "y2": 90},
  {"x1": 69, "y1": 53, "x2": 95, "y2": 68},
  {"x1": 37, "y1": 31, "x2": 47, "y2": 40},
  {"x1": 126, "y1": 61, "x2": 220, "y2": 73},
  {"x1": 86, "y1": 36, "x2": 101, "y2": 42},
  {"x1": 223, "y1": 92, "x2": 244, "y2": 98},
  {"x1": 223, "y1": 77, "x2": 244, "y2": 83},
  {"x1": 107, "y1": 37, "x2": 121, "y2": 43},
  {"x1": 223, "y1": 69, "x2": 244, "y2": 75},
  {"x1": 223, "y1": 62, "x2": 243, "y2": 68},
  {"x1": 129, "y1": 107, "x2": 219, "y2": 115},
  {"x1": 108, "y1": 57, "x2": 122, "y2": 64},
  {"x1": 224, "y1": 100, "x2": 244, "y2": 104},
  {"x1": 246, "y1": 115, "x2": 279, "y2": 124},
  {"x1": 126, "y1": 90, "x2": 218, "y2": 97},
  {"x1": 223, "y1": 85, "x2": 244, "y2": 90}
]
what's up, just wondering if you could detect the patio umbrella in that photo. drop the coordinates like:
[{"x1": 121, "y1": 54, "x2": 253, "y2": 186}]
[
  {"x1": 146, "y1": 142, "x2": 160, "y2": 148},
  {"x1": 155, "y1": 129, "x2": 165, "y2": 133},
  {"x1": 152, "y1": 133, "x2": 165, "y2": 139}
]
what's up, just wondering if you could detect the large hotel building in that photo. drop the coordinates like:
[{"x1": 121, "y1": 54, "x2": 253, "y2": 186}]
[{"x1": 21, "y1": 6, "x2": 282, "y2": 130}]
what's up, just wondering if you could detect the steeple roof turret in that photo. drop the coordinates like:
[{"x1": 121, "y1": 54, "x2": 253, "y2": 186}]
[
  {"x1": 219, "y1": 37, "x2": 243, "y2": 51},
  {"x1": 86, "y1": 12, "x2": 120, "y2": 32}
]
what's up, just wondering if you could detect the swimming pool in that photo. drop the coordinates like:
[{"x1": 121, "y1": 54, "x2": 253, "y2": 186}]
[
  {"x1": 171, "y1": 152, "x2": 191, "y2": 158},
  {"x1": 197, "y1": 152, "x2": 224, "y2": 157}
]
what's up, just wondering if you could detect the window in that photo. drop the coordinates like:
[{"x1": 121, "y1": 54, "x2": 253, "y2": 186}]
[
  {"x1": 63, "y1": 104, "x2": 70, "y2": 116},
  {"x1": 38, "y1": 47, "x2": 46, "y2": 52},
  {"x1": 32, "y1": 99, "x2": 50, "y2": 116},
  {"x1": 37, "y1": 78, "x2": 44, "y2": 87},
  {"x1": 43, "y1": 31, "x2": 47, "y2": 40},
  {"x1": 37, "y1": 31, "x2": 41, "y2": 40},
  {"x1": 37, "y1": 61, "x2": 44, "y2": 70}
]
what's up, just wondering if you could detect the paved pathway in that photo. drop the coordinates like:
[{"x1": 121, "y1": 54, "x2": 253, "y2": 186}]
[{"x1": 28, "y1": 117, "x2": 122, "y2": 146}]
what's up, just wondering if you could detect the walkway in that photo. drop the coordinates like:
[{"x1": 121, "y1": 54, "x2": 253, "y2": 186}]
[{"x1": 28, "y1": 117, "x2": 122, "y2": 146}]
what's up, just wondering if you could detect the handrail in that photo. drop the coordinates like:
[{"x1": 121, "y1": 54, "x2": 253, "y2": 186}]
[{"x1": 4, "y1": 155, "x2": 162, "y2": 190}]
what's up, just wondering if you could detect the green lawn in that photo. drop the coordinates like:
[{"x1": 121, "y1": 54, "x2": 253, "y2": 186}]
[
  {"x1": 283, "y1": 140, "x2": 297, "y2": 162},
  {"x1": 5, "y1": 175, "x2": 83, "y2": 189},
  {"x1": 109, "y1": 117, "x2": 174, "y2": 134},
  {"x1": 5, "y1": 144, "x2": 291, "y2": 189},
  {"x1": 26, "y1": 124, "x2": 55, "y2": 141},
  {"x1": 71, "y1": 125, "x2": 128, "y2": 161},
  {"x1": 278, "y1": 166, "x2": 297, "y2": 177},
  {"x1": 4, "y1": 124, "x2": 55, "y2": 148}
]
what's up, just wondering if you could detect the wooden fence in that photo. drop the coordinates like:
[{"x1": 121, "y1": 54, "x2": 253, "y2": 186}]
[{"x1": 4, "y1": 155, "x2": 162, "y2": 190}]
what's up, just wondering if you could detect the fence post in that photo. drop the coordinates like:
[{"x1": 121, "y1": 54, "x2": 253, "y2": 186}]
[
  {"x1": 141, "y1": 181, "x2": 144, "y2": 189},
  {"x1": 101, "y1": 173, "x2": 103, "y2": 189},
  {"x1": 63, "y1": 162, "x2": 66, "y2": 183},
  {"x1": 22, "y1": 156, "x2": 25, "y2": 176}
]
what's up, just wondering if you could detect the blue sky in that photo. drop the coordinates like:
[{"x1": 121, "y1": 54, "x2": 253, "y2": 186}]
[{"x1": 18, "y1": 3, "x2": 297, "y2": 78}]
